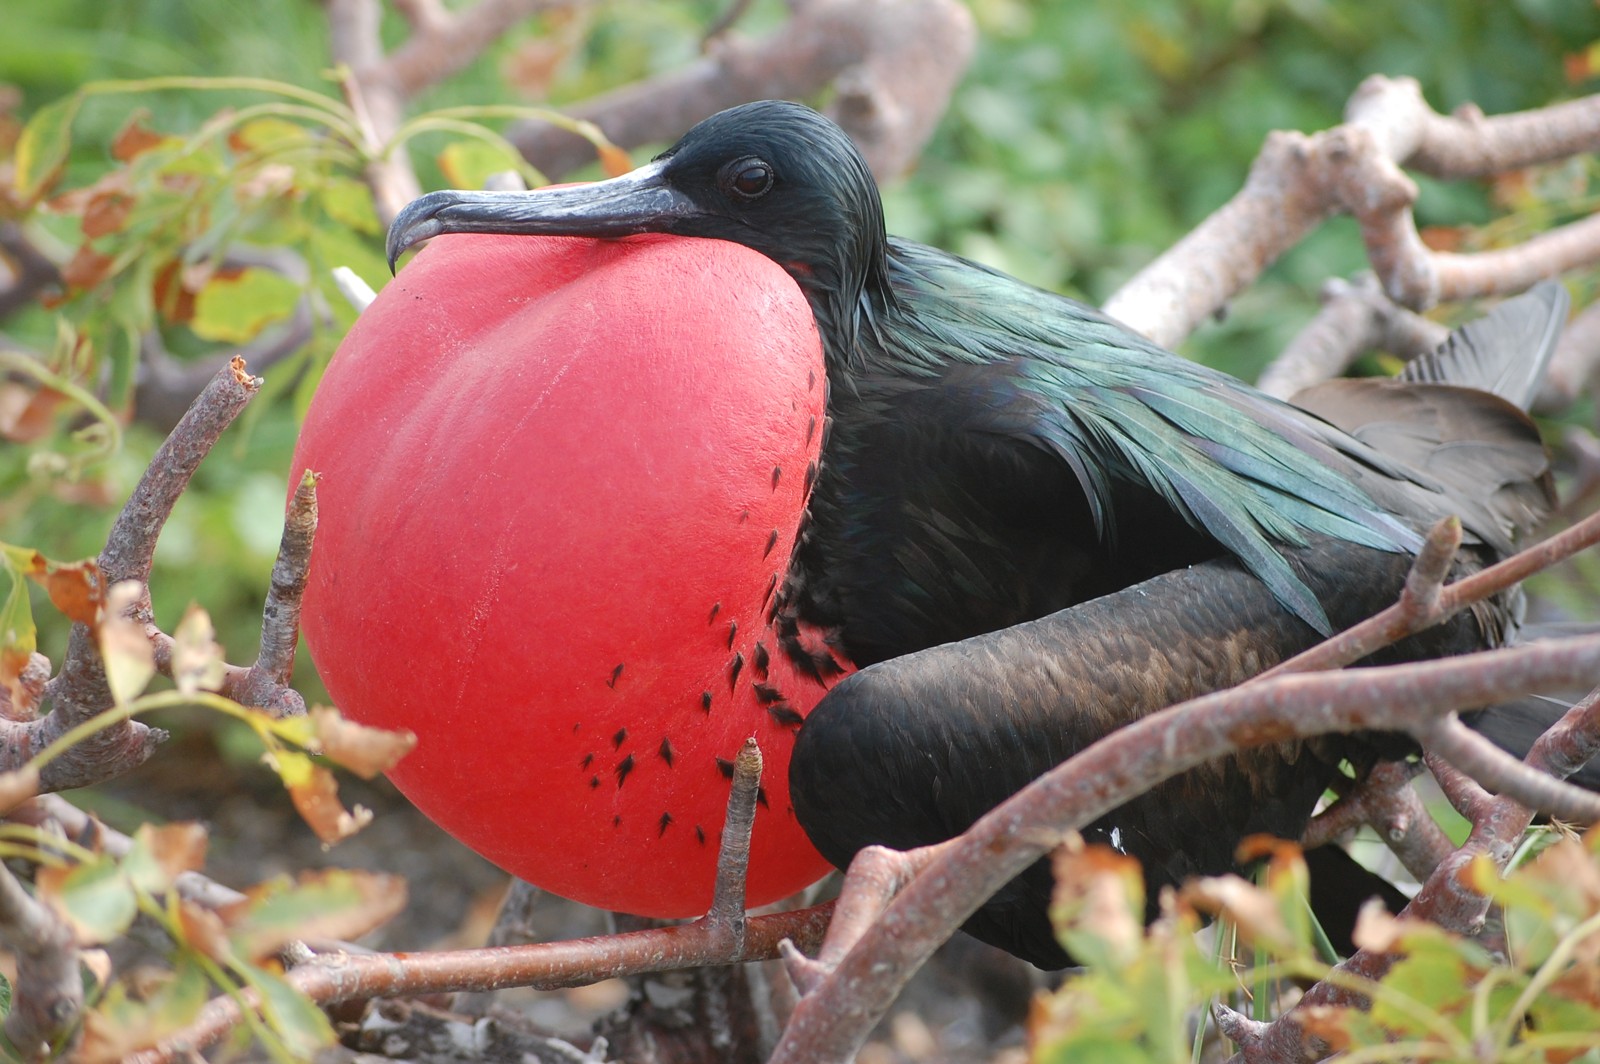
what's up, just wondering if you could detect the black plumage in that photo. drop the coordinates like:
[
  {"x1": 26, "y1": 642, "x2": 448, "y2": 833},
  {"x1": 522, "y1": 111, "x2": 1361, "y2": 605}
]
[{"x1": 386, "y1": 100, "x2": 1577, "y2": 968}]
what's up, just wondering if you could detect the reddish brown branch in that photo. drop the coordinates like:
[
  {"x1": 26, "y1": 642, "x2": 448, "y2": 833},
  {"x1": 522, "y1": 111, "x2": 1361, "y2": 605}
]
[
  {"x1": 130, "y1": 903, "x2": 833, "y2": 1064},
  {"x1": 506, "y1": 0, "x2": 975, "y2": 181},
  {"x1": 1420, "y1": 715, "x2": 1600, "y2": 823},
  {"x1": 770, "y1": 637, "x2": 1600, "y2": 1064},
  {"x1": 1260, "y1": 509, "x2": 1600, "y2": 682},
  {"x1": 1525, "y1": 684, "x2": 1600, "y2": 782},
  {"x1": 1301, "y1": 760, "x2": 1453, "y2": 883},
  {"x1": 1240, "y1": 679, "x2": 1600, "y2": 1063}
]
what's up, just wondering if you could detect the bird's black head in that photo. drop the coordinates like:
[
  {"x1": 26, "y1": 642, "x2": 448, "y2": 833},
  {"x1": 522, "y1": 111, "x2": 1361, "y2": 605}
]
[{"x1": 387, "y1": 100, "x2": 894, "y2": 367}]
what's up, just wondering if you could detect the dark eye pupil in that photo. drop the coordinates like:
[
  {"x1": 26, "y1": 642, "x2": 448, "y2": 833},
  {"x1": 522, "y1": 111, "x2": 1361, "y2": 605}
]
[{"x1": 732, "y1": 164, "x2": 772, "y2": 197}]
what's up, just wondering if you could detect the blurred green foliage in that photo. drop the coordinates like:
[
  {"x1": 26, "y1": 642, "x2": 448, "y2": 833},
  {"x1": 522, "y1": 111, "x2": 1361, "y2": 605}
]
[
  {"x1": 1, "y1": 0, "x2": 1596, "y2": 693},
  {"x1": 1034, "y1": 833, "x2": 1600, "y2": 1062}
]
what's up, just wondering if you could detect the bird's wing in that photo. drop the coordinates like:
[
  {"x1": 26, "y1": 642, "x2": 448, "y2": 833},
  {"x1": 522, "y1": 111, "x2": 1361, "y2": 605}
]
[{"x1": 881, "y1": 241, "x2": 1558, "y2": 634}]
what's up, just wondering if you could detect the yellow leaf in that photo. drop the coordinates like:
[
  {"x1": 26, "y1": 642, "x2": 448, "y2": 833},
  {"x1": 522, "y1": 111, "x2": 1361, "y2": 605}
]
[
  {"x1": 172, "y1": 604, "x2": 225, "y2": 695},
  {"x1": 97, "y1": 580, "x2": 153, "y2": 705}
]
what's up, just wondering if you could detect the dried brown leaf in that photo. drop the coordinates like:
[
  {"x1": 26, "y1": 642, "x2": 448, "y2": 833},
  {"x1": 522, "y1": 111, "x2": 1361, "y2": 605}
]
[
  {"x1": 0, "y1": 765, "x2": 40, "y2": 815},
  {"x1": 1181, "y1": 873, "x2": 1295, "y2": 951},
  {"x1": 171, "y1": 604, "x2": 225, "y2": 695},
  {"x1": 111, "y1": 113, "x2": 167, "y2": 162},
  {"x1": 222, "y1": 869, "x2": 407, "y2": 962},
  {"x1": 177, "y1": 898, "x2": 234, "y2": 962},
  {"x1": 311, "y1": 705, "x2": 416, "y2": 779},
  {"x1": 1295, "y1": 1005, "x2": 1356, "y2": 1053},
  {"x1": 38, "y1": 558, "x2": 102, "y2": 625},
  {"x1": 286, "y1": 756, "x2": 374, "y2": 844},
  {"x1": 0, "y1": 381, "x2": 66, "y2": 442},
  {"x1": 130, "y1": 822, "x2": 209, "y2": 889},
  {"x1": 81, "y1": 189, "x2": 134, "y2": 239},
  {"x1": 97, "y1": 580, "x2": 153, "y2": 704},
  {"x1": 60, "y1": 244, "x2": 114, "y2": 290}
]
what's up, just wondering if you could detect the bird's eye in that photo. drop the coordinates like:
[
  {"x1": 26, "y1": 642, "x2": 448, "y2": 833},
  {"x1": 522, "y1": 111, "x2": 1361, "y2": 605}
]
[{"x1": 724, "y1": 159, "x2": 774, "y2": 200}]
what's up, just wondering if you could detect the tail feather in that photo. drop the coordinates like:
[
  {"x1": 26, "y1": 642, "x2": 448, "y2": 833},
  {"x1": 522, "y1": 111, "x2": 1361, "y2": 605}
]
[
  {"x1": 1400, "y1": 282, "x2": 1570, "y2": 409},
  {"x1": 1287, "y1": 284, "x2": 1568, "y2": 550}
]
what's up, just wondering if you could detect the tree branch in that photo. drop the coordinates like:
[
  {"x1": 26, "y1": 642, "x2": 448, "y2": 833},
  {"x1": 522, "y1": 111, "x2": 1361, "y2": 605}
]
[
  {"x1": 770, "y1": 636, "x2": 1600, "y2": 1064},
  {"x1": 505, "y1": 0, "x2": 975, "y2": 181},
  {"x1": 1256, "y1": 273, "x2": 1448, "y2": 399},
  {"x1": 0, "y1": 859, "x2": 80, "y2": 1060},
  {"x1": 1105, "y1": 77, "x2": 1600, "y2": 346},
  {"x1": 17, "y1": 359, "x2": 261, "y2": 792},
  {"x1": 137, "y1": 733, "x2": 804, "y2": 1059}
]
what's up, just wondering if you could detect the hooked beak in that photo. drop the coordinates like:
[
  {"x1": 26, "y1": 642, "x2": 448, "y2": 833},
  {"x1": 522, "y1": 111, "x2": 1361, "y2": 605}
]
[{"x1": 386, "y1": 160, "x2": 697, "y2": 272}]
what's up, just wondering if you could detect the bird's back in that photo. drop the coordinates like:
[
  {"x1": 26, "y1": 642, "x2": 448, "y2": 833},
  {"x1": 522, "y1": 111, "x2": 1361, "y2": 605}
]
[{"x1": 790, "y1": 282, "x2": 1569, "y2": 968}]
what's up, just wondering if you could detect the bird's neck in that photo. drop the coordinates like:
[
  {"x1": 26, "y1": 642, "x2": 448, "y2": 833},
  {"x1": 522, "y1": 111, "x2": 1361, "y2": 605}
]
[{"x1": 791, "y1": 244, "x2": 900, "y2": 377}]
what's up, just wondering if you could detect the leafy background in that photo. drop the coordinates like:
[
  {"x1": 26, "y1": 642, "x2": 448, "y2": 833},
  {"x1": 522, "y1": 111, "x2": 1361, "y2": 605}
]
[
  {"x1": 3, "y1": 1, "x2": 1600, "y2": 1057},
  {"x1": 5, "y1": 0, "x2": 1598, "y2": 679}
]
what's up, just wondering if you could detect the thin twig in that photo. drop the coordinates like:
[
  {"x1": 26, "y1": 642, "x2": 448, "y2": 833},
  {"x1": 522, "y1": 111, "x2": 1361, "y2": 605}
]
[{"x1": 130, "y1": 903, "x2": 834, "y2": 1063}]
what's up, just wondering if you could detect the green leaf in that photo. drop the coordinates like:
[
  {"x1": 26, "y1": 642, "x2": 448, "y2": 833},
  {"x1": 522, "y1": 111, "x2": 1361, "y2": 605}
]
[
  {"x1": 228, "y1": 116, "x2": 311, "y2": 155},
  {"x1": 190, "y1": 267, "x2": 302, "y2": 343},
  {"x1": 1, "y1": 565, "x2": 38, "y2": 685},
  {"x1": 237, "y1": 965, "x2": 335, "y2": 1063},
  {"x1": 1370, "y1": 933, "x2": 1477, "y2": 1037},
  {"x1": 227, "y1": 869, "x2": 406, "y2": 963},
  {"x1": 438, "y1": 139, "x2": 524, "y2": 192},
  {"x1": 40, "y1": 854, "x2": 138, "y2": 945},
  {"x1": 122, "y1": 822, "x2": 209, "y2": 895},
  {"x1": 319, "y1": 176, "x2": 380, "y2": 234},
  {"x1": 81, "y1": 955, "x2": 209, "y2": 1061},
  {"x1": 15, "y1": 92, "x2": 81, "y2": 199}
]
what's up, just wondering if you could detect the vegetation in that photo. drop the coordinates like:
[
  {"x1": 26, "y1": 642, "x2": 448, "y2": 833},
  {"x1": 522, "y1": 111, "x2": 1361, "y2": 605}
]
[{"x1": 1, "y1": 1, "x2": 1598, "y2": 1060}]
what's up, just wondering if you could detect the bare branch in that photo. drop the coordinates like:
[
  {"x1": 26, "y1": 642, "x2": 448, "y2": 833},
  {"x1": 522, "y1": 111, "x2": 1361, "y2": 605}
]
[
  {"x1": 0, "y1": 860, "x2": 80, "y2": 1059},
  {"x1": 1105, "y1": 77, "x2": 1600, "y2": 345},
  {"x1": 12, "y1": 795, "x2": 246, "y2": 911},
  {"x1": 19, "y1": 358, "x2": 261, "y2": 792},
  {"x1": 1525, "y1": 684, "x2": 1600, "y2": 782},
  {"x1": 0, "y1": 220, "x2": 61, "y2": 318},
  {"x1": 224, "y1": 471, "x2": 316, "y2": 717},
  {"x1": 1260, "y1": 508, "x2": 1600, "y2": 682},
  {"x1": 129, "y1": 903, "x2": 834, "y2": 1064},
  {"x1": 1243, "y1": 679, "x2": 1600, "y2": 1062},
  {"x1": 703, "y1": 738, "x2": 763, "y2": 945},
  {"x1": 386, "y1": 0, "x2": 581, "y2": 99},
  {"x1": 506, "y1": 0, "x2": 975, "y2": 181},
  {"x1": 770, "y1": 637, "x2": 1600, "y2": 1064},
  {"x1": 133, "y1": 245, "x2": 317, "y2": 431},
  {"x1": 1302, "y1": 760, "x2": 1453, "y2": 883},
  {"x1": 1420, "y1": 716, "x2": 1600, "y2": 823},
  {"x1": 1256, "y1": 273, "x2": 1448, "y2": 399},
  {"x1": 1348, "y1": 81, "x2": 1600, "y2": 178}
]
